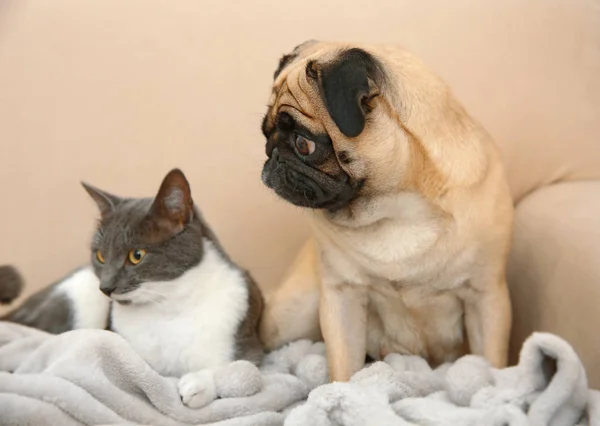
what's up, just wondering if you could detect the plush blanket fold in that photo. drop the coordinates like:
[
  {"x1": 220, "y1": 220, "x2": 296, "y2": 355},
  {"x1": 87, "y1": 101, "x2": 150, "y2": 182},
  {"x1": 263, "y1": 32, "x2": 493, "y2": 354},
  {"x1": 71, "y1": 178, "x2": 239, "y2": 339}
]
[{"x1": 0, "y1": 322, "x2": 596, "y2": 426}]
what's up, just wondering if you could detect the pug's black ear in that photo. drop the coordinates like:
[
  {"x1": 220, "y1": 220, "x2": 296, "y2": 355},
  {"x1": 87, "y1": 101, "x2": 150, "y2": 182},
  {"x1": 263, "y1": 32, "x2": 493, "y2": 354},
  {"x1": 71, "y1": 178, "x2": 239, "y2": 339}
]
[{"x1": 315, "y1": 48, "x2": 384, "y2": 138}]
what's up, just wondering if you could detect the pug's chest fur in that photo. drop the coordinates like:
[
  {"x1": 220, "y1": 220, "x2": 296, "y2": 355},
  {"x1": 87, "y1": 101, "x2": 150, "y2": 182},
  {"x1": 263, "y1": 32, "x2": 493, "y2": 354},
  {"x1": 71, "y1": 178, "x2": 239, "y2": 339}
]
[
  {"x1": 111, "y1": 243, "x2": 250, "y2": 378},
  {"x1": 365, "y1": 281, "x2": 468, "y2": 366},
  {"x1": 327, "y1": 237, "x2": 472, "y2": 365},
  {"x1": 316, "y1": 197, "x2": 468, "y2": 286},
  {"x1": 315, "y1": 195, "x2": 478, "y2": 365}
]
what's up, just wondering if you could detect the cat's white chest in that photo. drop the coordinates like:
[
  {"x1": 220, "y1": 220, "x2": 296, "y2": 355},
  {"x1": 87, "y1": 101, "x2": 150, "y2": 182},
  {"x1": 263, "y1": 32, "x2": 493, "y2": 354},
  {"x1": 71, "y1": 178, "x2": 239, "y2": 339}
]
[{"x1": 111, "y1": 242, "x2": 249, "y2": 377}]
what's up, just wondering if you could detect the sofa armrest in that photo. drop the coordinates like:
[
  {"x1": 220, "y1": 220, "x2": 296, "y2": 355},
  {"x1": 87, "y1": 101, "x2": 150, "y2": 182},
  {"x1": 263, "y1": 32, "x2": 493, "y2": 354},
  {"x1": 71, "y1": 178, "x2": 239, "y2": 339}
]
[{"x1": 508, "y1": 181, "x2": 600, "y2": 387}]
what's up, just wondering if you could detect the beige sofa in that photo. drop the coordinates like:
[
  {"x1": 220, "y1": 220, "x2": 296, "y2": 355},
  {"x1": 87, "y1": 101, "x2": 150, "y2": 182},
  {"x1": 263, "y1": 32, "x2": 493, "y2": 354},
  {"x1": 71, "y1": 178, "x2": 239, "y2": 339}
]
[{"x1": 1, "y1": 0, "x2": 598, "y2": 385}]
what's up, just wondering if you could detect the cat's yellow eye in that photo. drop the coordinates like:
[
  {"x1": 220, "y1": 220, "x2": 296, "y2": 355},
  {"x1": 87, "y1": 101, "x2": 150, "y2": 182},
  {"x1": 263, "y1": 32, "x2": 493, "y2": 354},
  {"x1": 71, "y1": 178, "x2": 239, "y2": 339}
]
[
  {"x1": 96, "y1": 250, "x2": 105, "y2": 264},
  {"x1": 128, "y1": 249, "x2": 147, "y2": 265}
]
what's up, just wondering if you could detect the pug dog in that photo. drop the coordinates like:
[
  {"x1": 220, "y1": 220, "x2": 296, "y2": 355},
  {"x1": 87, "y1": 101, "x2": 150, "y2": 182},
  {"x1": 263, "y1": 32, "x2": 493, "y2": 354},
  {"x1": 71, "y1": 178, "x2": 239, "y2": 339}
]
[{"x1": 259, "y1": 41, "x2": 514, "y2": 382}]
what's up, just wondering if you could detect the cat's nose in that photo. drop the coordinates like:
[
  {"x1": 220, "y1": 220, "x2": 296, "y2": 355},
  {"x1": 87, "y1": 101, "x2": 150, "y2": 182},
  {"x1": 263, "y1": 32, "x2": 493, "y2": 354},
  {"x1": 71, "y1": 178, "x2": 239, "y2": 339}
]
[{"x1": 100, "y1": 284, "x2": 116, "y2": 297}]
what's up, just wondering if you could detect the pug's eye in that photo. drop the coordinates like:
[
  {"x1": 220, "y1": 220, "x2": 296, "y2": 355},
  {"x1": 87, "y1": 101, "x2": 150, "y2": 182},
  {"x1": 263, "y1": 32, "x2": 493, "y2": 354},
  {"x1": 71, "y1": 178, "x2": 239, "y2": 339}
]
[
  {"x1": 128, "y1": 249, "x2": 147, "y2": 265},
  {"x1": 295, "y1": 135, "x2": 316, "y2": 156},
  {"x1": 96, "y1": 250, "x2": 105, "y2": 264}
]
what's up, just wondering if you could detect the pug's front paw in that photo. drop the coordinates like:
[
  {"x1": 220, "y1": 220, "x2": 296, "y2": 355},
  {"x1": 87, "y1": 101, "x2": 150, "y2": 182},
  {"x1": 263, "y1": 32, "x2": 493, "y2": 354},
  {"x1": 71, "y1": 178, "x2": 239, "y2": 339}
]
[{"x1": 178, "y1": 369, "x2": 217, "y2": 408}]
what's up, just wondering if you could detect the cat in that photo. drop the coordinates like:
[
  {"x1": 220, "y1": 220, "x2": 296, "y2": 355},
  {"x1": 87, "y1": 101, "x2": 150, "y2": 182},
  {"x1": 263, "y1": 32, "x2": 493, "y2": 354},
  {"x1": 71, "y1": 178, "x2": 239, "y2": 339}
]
[{"x1": 1, "y1": 169, "x2": 264, "y2": 387}]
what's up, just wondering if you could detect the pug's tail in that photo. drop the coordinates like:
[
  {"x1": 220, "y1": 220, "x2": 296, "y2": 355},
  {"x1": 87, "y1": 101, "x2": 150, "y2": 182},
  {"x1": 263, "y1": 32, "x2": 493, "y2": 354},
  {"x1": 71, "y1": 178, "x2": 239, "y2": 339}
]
[{"x1": 0, "y1": 265, "x2": 24, "y2": 305}]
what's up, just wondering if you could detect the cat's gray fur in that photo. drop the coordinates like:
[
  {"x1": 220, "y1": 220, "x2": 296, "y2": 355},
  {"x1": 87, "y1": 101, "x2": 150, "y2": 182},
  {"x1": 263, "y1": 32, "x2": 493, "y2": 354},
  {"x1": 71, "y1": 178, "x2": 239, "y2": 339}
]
[{"x1": 87, "y1": 193, "x2": 206, "y2": 299}]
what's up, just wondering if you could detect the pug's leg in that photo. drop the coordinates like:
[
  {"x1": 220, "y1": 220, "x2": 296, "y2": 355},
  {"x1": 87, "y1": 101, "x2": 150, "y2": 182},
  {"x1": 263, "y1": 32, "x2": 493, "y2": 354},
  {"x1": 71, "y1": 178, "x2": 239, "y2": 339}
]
[
  {"x1": 259, "y1": 239, "x2": 322, "y2": 350},
  {"x1": 320, "y1": 283, "x2": 368, "y2": 382},
  {"x1": 464, "y1": 277, "x2": 511, "y2": 368}
]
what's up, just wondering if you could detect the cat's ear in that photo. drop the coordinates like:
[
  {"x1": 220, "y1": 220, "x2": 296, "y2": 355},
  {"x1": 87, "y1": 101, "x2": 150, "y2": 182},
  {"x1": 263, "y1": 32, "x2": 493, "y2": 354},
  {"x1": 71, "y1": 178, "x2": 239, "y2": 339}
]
[
  {"x1": 81, "y1": 182, "x2": 121, "y2": 217},
  {"x1": 148, "y1": 168, "x2": 194, "y2": 236}
]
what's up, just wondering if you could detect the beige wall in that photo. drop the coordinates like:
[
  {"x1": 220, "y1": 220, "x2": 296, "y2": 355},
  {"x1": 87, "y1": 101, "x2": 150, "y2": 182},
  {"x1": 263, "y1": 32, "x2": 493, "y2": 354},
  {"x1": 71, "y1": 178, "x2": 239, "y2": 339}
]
[{"x1": 0, "y1": 0, "x2": 598, "y2": 307}]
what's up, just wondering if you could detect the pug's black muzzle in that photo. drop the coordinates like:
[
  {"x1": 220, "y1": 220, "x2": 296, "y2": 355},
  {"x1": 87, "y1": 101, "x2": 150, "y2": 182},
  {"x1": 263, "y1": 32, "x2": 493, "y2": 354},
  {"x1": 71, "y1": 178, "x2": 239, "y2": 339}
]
[{"x1": 262, "y1": 148, "x2": 359, "y2": 212}]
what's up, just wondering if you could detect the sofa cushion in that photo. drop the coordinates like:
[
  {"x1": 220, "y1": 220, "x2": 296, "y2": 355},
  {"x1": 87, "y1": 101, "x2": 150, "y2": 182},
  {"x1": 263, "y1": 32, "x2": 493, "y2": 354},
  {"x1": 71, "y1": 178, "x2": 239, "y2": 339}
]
[{"x1": 508, "y1": 181, "x2": 600, "y2": 387}]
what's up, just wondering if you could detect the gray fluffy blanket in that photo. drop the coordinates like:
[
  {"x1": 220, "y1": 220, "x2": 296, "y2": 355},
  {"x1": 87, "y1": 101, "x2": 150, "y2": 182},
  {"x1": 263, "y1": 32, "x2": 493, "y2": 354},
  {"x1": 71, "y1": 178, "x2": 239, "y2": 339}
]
[{"x1": 0, "y1": 322, "x2": 598, "y2": 426}]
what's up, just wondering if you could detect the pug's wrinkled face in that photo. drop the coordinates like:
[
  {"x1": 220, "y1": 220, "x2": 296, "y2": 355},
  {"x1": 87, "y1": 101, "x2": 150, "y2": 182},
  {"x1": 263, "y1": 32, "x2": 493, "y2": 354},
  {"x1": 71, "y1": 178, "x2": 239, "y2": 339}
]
[{"x1": 260, "y1": 42, "x2": 389, "y2": 212}]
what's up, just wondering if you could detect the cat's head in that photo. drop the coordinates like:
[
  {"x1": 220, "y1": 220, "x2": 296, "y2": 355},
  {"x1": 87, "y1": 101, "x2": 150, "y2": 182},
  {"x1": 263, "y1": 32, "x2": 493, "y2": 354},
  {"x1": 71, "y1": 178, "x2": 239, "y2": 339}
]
[{"x1": 83, "y1": 169, "x2": 204, "y2": 305}]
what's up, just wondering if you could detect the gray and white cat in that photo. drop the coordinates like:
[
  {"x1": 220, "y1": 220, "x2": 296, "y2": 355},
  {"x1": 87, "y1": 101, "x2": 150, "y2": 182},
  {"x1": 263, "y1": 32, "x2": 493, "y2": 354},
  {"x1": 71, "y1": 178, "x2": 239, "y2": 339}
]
[{"x1": 1, "y1": 169, "x2": 264, "y2": 403}]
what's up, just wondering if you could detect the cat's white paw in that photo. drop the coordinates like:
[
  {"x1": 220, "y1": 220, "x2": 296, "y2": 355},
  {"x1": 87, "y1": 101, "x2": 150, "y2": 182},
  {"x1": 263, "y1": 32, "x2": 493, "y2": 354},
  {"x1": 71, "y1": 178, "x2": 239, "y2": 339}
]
[{"x1": 178, "y1": 370, "x2": 217, "y2": 408}]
